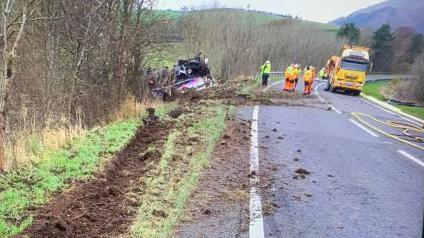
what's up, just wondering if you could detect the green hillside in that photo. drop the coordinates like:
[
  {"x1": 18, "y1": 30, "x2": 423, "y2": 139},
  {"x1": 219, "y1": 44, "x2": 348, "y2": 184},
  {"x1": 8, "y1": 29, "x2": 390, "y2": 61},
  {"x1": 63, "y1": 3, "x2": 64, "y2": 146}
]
[
  {"x1": 156, "y1": 8, "x2": 337, "y2": 31},
  {"x1": 155, "y1": 8, "x2": 285, "y2": 23},
  {"x1": 155, "y1": 10, "x2": 185, "y2": 20}
]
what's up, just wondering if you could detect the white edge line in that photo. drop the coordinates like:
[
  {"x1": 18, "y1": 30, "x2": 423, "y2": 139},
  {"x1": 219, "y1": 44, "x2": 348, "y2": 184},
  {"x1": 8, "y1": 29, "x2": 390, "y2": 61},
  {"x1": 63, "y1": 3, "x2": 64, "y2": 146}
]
[
  {"x1": 249, "y1": 105, "x2": 265, "y2": 238},
  {"x1": 314, "y1": 83, "x2": 326, "y2": 103},
  {"x1": 398, "y1": 150, "x2": 424, "y2": 168},
  {"x1": 361, "y1": 94, "x2": 424, "y2": 124},
  {"x1": 349, "y1": 119, "x2": 380, "y2": 138},
  {"x1": 329, "y1": 105, "x2": 342, "y2": 114},
  {"x1": 250, "y1": 187, "x2": 264, "y2": 237},
  {"x1": 361, "y1": 99, "x2": 421, "y2": 126},
  {"x1": 360, "y1": 99, "x2": 397, "y2": 116},
  {"x1": 313, "y1": 82, "x2": 341, "y2": 114}
]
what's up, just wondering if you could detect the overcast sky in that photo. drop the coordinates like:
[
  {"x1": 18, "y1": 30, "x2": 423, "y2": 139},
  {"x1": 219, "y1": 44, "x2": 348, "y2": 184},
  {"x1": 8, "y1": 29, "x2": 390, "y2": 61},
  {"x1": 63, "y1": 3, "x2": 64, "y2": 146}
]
[{"x1": 156, "y1": 0, "x2": 386, "y2": 23}]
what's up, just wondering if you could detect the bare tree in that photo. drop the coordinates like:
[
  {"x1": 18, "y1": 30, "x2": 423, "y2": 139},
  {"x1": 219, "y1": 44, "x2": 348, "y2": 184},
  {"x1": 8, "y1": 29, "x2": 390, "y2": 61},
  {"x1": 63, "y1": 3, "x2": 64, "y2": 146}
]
[
  {"x1": 0, "y1": 0, "x2": 37, "y2": 171},
  {"x1": 180, "y1": 7, "x2": 342, "y2": 80},
  {"x1": 0, "y1": 0, "x2": 166, "y2": 170}
]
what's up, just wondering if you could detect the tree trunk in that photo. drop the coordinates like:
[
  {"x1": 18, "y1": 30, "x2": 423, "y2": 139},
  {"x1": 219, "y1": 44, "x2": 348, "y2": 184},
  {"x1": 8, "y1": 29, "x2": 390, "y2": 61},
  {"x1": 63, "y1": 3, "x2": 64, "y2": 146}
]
[{"x1": 0, "y1": 112, "x2": 6, "y2": 171}]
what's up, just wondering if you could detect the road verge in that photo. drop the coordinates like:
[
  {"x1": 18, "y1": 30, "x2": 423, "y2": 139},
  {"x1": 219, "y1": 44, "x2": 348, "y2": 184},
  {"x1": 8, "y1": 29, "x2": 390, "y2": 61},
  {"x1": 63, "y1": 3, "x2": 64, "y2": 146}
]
[{"x1": 361, "y1": 93, "x2": 424, "y2": 124}]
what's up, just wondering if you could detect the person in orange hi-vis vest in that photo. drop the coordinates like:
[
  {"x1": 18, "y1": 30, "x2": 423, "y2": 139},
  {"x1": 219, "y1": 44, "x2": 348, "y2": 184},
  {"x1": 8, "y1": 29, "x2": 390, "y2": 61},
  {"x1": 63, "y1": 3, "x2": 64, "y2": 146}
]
[
  {"x1": 303, "y1": 66, "x2": 313, "y2": 95},
  {"x1": 284, "y1": 63, "x2": 295, "y2": 92}
]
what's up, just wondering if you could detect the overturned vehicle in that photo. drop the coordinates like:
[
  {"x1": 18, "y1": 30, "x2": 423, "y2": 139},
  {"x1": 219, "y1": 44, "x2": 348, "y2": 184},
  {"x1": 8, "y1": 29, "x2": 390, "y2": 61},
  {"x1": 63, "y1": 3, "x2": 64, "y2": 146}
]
[
  {"x1": 173, "y1": 53, "x2": 215, "y2": 92},
  {"x1": 150, "y1": 53, "x2": 215, "y2": 100}
]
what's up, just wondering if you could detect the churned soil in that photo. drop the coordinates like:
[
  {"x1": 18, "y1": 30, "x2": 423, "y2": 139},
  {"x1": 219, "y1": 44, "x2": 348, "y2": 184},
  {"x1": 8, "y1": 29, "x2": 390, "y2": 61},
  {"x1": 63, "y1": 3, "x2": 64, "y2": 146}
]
[
  {"x1": 175, "y1": 120, "x2": 251, "y2": 238},
  {"x1": 174, "y1": 79, "x2": 322, "y2": 108},
  {"x1": 19, "y1": 120, "x2": 174, "y2": 238}
]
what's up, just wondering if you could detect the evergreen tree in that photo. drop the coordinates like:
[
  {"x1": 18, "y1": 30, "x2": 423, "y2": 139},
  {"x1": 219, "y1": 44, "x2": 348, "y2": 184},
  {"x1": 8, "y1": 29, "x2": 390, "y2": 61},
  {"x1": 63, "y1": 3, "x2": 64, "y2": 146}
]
[
  {"x1": 371, "y1": 24, "x2": 394, "y2": 72},
  {"x1": 337, "y1": 23, "x2": 360, "y2": 44},
  {"x1": 407, "y1": 33, "x2": 424, "y2": 64}
]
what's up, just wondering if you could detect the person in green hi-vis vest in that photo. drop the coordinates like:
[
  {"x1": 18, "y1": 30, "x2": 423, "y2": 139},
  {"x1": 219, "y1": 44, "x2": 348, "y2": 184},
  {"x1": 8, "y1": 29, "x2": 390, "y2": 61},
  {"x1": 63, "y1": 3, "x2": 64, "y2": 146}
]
[{"x1": 260, "y1": 60, "x2": 271, "y2": 87}]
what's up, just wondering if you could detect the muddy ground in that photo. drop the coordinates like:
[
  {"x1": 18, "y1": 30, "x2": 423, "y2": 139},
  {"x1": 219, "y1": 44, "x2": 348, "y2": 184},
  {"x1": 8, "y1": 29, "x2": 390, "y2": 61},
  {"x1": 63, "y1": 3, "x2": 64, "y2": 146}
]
[
  {"x1": 17, "y1": 79, "x2": 322, "y2": 238},
  {"x1": 176, "y1": 78, "x2": 323, "y2": 108},
  {"x1": 175, "y1": 120, "x2": 251, "y2": 238},
  {"x1": 19, "y1": 120, "x2": 174, "y2": 238}
]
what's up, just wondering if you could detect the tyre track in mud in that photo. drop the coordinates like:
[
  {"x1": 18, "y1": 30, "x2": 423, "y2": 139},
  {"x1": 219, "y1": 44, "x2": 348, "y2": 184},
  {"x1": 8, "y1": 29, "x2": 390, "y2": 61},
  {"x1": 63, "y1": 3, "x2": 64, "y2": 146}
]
[{"x1": 18, "y1": 120, "x2": 174, "y2": 238}]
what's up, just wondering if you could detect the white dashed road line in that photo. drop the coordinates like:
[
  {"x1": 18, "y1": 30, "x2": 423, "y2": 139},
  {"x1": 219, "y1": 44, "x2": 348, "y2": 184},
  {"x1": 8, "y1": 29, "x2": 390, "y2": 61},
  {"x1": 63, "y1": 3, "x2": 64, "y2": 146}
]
[
  {"x1": 249, "y1": 105, "x2": 265, "y2": 238},
  {"x1": 349, "y1": 119, "x2": 380, "y2": 138},
  {"x1": 398, "y1": 150, "x2": 424, "y2": 168},
  {"x1": 314, "y1": 83, "x2": 327, "y2": 103},
  {"x1": 329, "y1": 105, "x2": 342, "y2": 114}
]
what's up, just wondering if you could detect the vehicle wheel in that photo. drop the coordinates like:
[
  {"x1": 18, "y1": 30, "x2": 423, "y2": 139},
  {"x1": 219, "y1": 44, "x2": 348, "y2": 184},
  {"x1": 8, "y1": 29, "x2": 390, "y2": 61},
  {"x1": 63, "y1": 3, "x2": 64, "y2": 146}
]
[{"x1": 352, "y1": 91, "x2": 361, "y2": 96}]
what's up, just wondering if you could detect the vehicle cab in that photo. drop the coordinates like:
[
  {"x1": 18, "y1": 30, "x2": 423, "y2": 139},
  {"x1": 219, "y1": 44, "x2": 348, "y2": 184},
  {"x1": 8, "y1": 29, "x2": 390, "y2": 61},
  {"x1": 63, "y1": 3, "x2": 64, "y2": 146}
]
[{"x1": 328, "y1": 45, "x2": 370, "y2": 96}]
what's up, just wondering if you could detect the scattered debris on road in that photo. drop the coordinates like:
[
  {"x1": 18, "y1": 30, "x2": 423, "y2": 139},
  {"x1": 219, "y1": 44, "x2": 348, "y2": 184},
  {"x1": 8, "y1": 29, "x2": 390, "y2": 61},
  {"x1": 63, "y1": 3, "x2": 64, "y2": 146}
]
[{"x1": 294, "y1": 168, "x2": 312, "y2": 179}]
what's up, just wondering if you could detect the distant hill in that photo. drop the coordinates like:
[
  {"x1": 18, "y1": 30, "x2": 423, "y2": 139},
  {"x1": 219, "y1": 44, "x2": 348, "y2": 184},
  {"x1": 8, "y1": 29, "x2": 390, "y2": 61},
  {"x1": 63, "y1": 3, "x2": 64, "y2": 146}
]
[
  {"x1": 330, "y1": 0, "x2": 424, "y2": 33},
  {"x1": 156, "y1": 8, "x2": 285, "y2": 22},
  {"x1": 157, "y1": 8, "x2": 336, "y2": 30}
]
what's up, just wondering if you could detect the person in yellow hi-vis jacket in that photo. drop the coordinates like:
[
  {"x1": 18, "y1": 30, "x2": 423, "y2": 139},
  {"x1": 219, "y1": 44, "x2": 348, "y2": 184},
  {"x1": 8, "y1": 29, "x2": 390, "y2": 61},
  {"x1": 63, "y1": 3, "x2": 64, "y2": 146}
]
[
  {"x1": 303, "y1": 66, "x2": 313, "y2": 95},
  {"x1": 260, "y1": 60, "x2": 271, "y2": 87}
]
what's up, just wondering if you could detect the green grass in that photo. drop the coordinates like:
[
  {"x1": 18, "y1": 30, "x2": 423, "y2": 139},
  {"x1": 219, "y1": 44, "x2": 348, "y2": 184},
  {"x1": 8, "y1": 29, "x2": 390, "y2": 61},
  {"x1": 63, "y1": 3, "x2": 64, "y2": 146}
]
[
  {"x1": 239, "y1": 78, "x2": 261, "y2": 96},
  {"x1": 155, "y1": 10, "x2": 185, "y2": 20},
  {"x1": 397, "y1": 106, "x2": 424, "y2": 120},
  {"x1": 155, "y1": 8, "x2": 283, "y2": 23},
  {"x1": 363, "y1": 80, "x2": 424, "y2": 120},
  {"x1": 130, "y1": 103, "x2": 229, "y2": 237},
  {"x1": 363, "y1": 80, "x2": 388, "y2": 100},
  {"x1": 0, "y1": 104, "x2": 176, "y2": 237}
]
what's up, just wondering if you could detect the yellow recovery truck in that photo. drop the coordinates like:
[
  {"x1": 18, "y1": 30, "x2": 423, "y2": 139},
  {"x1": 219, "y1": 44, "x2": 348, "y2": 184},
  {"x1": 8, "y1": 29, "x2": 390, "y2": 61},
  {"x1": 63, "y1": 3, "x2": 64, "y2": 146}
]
[{"x1": 324, "y1": 45, "x2": 370, "y2": 96}]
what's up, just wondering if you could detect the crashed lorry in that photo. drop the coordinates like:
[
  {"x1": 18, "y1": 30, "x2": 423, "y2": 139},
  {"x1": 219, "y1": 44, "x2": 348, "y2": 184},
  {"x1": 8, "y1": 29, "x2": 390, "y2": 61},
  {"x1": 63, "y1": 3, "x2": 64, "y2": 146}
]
[
  {"x1": 324, "y1": 45, "x2": 370, "y2": 96},
  {"x1": 152, "y1": 53, "x2": 215, "y2": 100}
]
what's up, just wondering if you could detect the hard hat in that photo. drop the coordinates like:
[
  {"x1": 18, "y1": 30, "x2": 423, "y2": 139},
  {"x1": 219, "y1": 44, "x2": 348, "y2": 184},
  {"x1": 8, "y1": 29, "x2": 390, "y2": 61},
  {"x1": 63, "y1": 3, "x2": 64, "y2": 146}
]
[
  {"x1": 266, "y1": 60, "x2": 270, "y2": 64},
  {"x1": 295, "y1": 64, "x2": 299, "y2": 68}
]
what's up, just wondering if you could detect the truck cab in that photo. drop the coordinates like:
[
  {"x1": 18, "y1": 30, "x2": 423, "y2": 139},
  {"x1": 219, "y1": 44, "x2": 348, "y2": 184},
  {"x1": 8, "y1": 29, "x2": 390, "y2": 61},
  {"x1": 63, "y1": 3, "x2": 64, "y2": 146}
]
[{"x1": 325, "y1": 45, "x2": 370, "y2": 96}]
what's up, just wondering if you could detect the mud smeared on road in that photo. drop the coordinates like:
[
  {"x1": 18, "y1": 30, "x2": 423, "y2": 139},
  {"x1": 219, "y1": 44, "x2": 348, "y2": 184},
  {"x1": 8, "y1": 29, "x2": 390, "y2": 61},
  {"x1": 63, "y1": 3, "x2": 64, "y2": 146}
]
[
  {"x1": 19, "y1": 120, "x2": 174, "y2": 238},
  {"x1": 176, "y1": 120, "x2": 251, "y2": 237}
]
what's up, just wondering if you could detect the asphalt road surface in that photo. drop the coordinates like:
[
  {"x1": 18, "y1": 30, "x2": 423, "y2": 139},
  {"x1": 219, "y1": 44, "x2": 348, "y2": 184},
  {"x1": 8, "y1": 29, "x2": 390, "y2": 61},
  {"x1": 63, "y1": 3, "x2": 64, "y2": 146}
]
[{"x1": 237, "y1": 80, "x2": 424, "y2": 238}]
